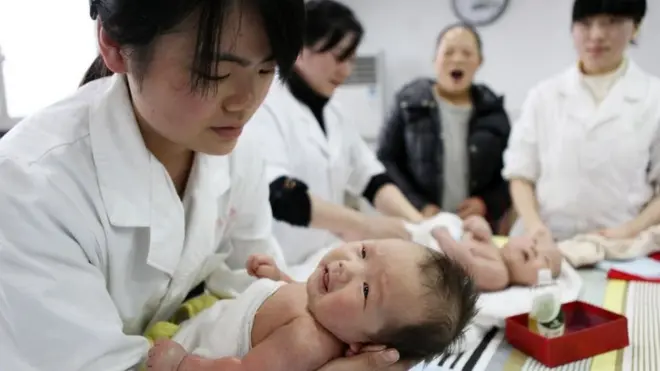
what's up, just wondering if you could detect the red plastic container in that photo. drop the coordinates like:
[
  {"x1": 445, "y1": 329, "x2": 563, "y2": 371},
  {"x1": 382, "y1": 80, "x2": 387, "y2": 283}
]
[{"x1": 505, "y1": 301, "x2": 629, "y2": 367}]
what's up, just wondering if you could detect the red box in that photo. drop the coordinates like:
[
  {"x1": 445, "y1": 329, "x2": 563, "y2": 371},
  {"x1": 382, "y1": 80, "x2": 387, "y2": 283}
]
[{"x1": 505, "y1": 301, "x2": 629, "y2": 367}]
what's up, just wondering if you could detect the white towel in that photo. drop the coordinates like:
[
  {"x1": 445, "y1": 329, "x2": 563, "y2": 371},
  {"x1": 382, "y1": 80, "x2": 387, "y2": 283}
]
[
  {"x1": 173, "y1": 279, "x2": 285, "y2": 358},
  {"x1": 474, "y1": 260, "x2": 582, "y2": 328}
]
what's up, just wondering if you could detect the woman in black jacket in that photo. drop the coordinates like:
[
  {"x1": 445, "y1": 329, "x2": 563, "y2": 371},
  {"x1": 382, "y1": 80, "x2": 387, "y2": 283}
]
[{"x1": 377, "y1": 23, "x2": 511, "y2": 229}]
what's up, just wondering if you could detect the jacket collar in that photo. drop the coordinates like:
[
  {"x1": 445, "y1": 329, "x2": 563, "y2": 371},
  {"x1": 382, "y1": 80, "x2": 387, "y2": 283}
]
[{"x1": 398, "y1": 78, "x2": 504, "y2": 113}]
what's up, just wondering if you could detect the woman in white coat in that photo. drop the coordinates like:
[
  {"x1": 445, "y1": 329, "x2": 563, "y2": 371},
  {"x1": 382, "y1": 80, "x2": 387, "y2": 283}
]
[
  {"x1": 503, "y1": 0, "x2": 660, "y2": 243},
  {"x1": 242, "y1": 0, "x2": 424, "y2": 268},
  {"x1": 0, "y1": 1, "x2": 408, "y2": 371}
]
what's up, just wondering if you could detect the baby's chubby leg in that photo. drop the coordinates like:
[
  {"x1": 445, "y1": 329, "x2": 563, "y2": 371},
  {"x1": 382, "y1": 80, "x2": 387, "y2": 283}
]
[{"x1": 147, "y1": 340, "x2": 242, "y2": 371}]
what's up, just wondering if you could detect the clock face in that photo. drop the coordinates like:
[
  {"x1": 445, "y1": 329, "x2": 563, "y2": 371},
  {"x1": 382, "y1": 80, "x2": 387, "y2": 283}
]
[{"x1": 452, "y1": 0, "x2": 510, "y2": 26}]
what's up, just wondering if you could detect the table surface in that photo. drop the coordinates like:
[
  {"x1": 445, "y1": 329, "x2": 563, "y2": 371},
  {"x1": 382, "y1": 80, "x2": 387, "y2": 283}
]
[{"x1": 413, "y1": 269, "x2": 660, "y2": 371}]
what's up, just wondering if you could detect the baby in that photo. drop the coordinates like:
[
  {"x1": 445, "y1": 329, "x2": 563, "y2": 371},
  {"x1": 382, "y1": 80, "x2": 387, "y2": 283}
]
[
  {"x1": 433, "y1": 215, "x2": 563, "y2": 292},
  {"x1": 147, "y1": 239, "x2": 479, "y2": 371}
]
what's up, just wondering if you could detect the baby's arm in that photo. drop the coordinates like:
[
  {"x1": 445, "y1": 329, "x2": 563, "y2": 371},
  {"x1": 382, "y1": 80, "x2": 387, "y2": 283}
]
[
  {"x1": 239, "y1": 317, "x2": 342, "y2": 371},
  {"x1": 146, "y1": 340, "x2": 243, "y2": 371},
  {"x1": 247, "y1": 254, "x2": 294, "y2": 283},
  {"x1": 465, "y1": 241, "x2": 510, "y2": 292},
  {"x1": 148, "y1": 318, "x2": 340, "y2": 371}
]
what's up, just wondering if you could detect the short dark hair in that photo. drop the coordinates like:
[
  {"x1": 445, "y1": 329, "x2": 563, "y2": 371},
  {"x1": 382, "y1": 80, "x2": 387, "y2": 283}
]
[
  {"x1": 371, "y1": 248, "x2": 479, "y2": 365},
  {"x1": 82, "y1": 0, "x2": 305, "y2": 93},
  {"x1": 572, "y1": 0, "x2": 647, "y2": 24},
  {"x1": 435, "y1": 22, "x2": 483, "y2": 59},
  {"x1": 304, "y1": 0, "x2": 364, "y2": 62}
]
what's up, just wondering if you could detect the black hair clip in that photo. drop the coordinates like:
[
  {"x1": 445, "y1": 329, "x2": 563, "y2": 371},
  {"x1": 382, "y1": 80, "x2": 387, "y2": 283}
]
[{"x1": 90, "y1": 0, "x2": 100, "y2": 20}]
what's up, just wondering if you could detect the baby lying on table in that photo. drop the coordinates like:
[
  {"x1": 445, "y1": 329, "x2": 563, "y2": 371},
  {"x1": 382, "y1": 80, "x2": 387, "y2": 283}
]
[
  {"x1": 434, "y1": 215, "x2": 563, "y2": 292},
  {"x1": 147, "y1": 239, "x2": 479, "y2": 371}
]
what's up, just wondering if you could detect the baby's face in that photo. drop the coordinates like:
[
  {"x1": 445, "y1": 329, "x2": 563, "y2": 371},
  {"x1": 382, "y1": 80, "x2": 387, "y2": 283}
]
[
  {"x1": 306, "y1": 239, "x2": 427, "y2": 345},
  {"x1": 501, "y1": 236, "x2": 562, "y2": 285}
]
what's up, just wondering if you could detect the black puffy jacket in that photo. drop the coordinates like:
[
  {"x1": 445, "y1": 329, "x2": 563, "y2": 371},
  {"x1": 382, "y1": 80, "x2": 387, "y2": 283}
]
[{"x1": 377, "y1": 78, "x2": 511, "y2": 225}]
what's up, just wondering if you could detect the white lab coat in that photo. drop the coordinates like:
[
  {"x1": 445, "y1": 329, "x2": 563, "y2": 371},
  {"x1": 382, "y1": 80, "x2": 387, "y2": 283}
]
[
  {"x1": 503, "y1": 60, "x2": 660, "y2": 240},
  {"x1": 0, "y1": 75, "x2": 285, "y2": 371},
  {"x1": 242, "y1": 81, "x2": 385, "y2": 266}
]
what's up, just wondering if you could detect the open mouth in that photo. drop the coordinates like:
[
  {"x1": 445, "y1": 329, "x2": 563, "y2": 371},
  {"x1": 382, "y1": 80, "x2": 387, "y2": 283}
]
[{"x1": 450, "y1": 69, "x2": 464, "y2": 81}]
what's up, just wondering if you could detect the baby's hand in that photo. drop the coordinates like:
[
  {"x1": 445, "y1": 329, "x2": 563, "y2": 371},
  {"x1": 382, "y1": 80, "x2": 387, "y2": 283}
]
[
  {"x1": 247, "y1": 254, "x2": 281, "y2": 280},
  {"x1": 463, "y1": 215, "x2": 493, "y2": 242},
  {"x1": 146, "y1": 340, "x2": 187, "y2": 371}
]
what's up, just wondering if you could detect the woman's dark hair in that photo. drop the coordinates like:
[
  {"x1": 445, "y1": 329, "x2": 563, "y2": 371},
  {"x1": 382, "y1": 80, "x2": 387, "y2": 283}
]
[
  {"x1": 81, "y1": 0, "x2": 305, "y2": 92},
  {"x1": 303, "y1": 0, "x2": 363, "y2": 62},
  {"x1": 435, "y1": 22, "x2": 483, "y2": 59},
  {"x1": 572, "y1": 0, "x2": 646, "y2": 24}
]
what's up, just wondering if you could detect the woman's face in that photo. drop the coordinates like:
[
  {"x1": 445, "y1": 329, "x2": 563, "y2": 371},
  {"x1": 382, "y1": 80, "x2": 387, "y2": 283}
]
[
  {"x1": 572, "y1": 14, "x2": 637, "y2": 74},
  {"x1": 296, "y1": 34, "x2": 357, "y2": 97},
  {"x1": 434, "y1": 27, "x2": 481, "y2": 94},
  {"x1": 125, "y1": 8, "x2": 277, "y2": 156}
]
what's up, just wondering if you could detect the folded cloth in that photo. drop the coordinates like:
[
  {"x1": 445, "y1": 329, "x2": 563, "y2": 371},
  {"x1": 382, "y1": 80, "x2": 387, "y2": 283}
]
[
  {"x1": 558, "y1": 225, "x2": 660, "y2": 268},
  {"x1": 604, "y1": 253, "x2": 660, "y2": 282}
]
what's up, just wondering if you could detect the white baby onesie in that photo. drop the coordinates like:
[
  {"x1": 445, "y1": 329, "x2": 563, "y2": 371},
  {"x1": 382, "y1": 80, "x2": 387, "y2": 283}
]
[
  {"x1": 173, "y1": 278, "x2": 285, "y2": 358},
  {"x1": 405, "y1": 212, "x2": 464, "y2": 251}
]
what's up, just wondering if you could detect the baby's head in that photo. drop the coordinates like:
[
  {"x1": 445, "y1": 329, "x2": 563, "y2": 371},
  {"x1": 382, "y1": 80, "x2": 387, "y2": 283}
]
[
  {"x1": 306, "y1": 239, "x2": 478, "y2": 363},
  {"x1": 501, "y1": 235, "x2": 562, "y2": 286}
]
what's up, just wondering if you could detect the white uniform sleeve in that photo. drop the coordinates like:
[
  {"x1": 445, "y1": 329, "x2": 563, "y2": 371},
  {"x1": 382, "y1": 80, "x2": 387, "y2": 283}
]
[
  {"x1": 206, "y1": 146, "x2": 288, "y2": 295},
  {"x1": 0, "y1": 159, "x2": 148, "y2": 371},
  {"x1": 344, "y1": 119, "x2": 386, "y2": 196},
  {"x1": 242, "y1": 105, "x2": 291, "y2": 183},
  {"x1": 648, "y1": 116, "x2": 660, "y2": 187},
  {"x1": 502, "y1": 87, "x2": 542, "y2": 182}
]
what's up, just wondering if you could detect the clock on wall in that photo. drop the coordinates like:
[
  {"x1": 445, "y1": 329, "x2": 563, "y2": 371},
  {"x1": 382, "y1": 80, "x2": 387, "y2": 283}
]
[{"x1": 451, "y1": 0, "x2": 510, "y2": 26}]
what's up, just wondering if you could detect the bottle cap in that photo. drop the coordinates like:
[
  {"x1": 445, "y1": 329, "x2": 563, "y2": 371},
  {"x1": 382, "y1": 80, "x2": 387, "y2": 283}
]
[{"x1": 537, "y1": 268, "x2": 553, "y2": 285}]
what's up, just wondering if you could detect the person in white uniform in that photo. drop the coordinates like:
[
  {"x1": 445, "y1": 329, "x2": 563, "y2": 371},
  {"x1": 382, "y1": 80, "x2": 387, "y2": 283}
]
[
  {"x1": 503, "y1": 0, "x2": 660, "y2": 242},
  {"x1": 242, "y1": 0, "x2": 424, "y2": 267},
  {"x1": 0, "y1": 1, "x2": 409, "y2": 371}
]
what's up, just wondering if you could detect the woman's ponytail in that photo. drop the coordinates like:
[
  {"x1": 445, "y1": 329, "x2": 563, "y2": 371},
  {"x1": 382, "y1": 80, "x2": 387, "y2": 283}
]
[{"x1": 79, "y1": 55, "x2": 113, "y2": 87}]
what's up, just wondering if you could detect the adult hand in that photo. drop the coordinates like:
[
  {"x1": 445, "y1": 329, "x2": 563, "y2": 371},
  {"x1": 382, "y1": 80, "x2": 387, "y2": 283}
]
[
  {"x1": 462, "y1": 215, "x2": 493, "y2": 242},
  {"x1": 527, "y1": 222, "x2": 552, "y2": 242},
  {"x1": 597, "y1": 223, "x2": 638, "y2": 240},
  {"x1": 319, "y1": 346, "x2": 411, "y2": 371},
  {"x1": 457, "y1": 198, "x2": 486, "y2": 219},
  {"x1": 421, "y1": 204, "x2": 441, "y2": 218}
]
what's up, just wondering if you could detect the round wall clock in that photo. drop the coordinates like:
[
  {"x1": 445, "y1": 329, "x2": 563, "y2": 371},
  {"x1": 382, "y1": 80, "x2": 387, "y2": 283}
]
[{"x1": 451, "y1": 0, "x2": 510, "y2": 26}]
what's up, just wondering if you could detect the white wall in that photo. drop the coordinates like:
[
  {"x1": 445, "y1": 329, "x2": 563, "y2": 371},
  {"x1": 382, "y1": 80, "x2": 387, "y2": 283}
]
[
  {"x1": 0, "y1": 1, "x2": 96, "y2": 123},
  {"x1": 342, "y1": 0, "x2": 660, "y2": 113}
]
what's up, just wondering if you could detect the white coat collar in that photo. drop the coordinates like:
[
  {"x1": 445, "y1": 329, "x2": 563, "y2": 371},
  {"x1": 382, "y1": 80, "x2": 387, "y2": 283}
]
[
  {"x1": 88, "y1": 75, "x2": 230, "y2": 276},
  {"x1": 558, "y1": 59, "x2": 647, "y2": 128},
  {"x1": 89, "y1": 74, "x2": 153, "y2": 227},
  {"x1": 270, "y1": 81, "x2": 342, "y2": 161},
  {"x1": 559, "y1": 59, "x2": 646, "y2": 101}
]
